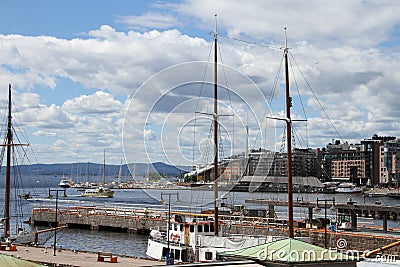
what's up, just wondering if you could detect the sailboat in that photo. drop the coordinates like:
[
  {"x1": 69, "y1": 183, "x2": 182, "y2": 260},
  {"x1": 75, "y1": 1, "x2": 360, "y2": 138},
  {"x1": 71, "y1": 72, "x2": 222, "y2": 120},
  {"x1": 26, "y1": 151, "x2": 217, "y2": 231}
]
[
  {"x1": 81, "y1": 150, "x2": 114, "y2": 198},
  {"x1": 146, "y1": 16, "x2": 270, "y2": 264},
  {"x1": 0, "y1": 84, "x2": 36, "y2": 245}
]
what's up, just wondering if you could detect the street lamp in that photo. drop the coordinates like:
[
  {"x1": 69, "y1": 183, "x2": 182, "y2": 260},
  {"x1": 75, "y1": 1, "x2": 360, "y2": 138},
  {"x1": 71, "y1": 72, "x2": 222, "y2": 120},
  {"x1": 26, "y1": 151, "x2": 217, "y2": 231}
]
[
  {"x1": 315, "y1": 197, "x2": 335, "y2": 248},
  {"x1": 48, "y1": 189, "x2": 66, "y2": 256},
  {"x1": 160, "y1": 192, "x2": 180, "y2": 265}
]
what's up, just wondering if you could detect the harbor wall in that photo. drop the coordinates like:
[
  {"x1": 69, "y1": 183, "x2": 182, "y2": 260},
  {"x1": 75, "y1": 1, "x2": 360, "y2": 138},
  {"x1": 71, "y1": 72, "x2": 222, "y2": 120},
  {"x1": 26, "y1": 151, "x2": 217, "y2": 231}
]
[{"x1": 31, "y1": 206, "x2": 400, "y2": 256}]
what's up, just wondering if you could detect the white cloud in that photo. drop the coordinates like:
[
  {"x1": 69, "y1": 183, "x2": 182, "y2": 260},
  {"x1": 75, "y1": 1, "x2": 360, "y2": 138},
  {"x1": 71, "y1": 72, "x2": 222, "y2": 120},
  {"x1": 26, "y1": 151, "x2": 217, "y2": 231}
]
[
  {"x1": 117, "y1": 12, "x2": 181, "y2": 31},
  {"x1": 175, "y1": 0, "x2": 400, "y2": 48},
  {"x1": 0, "y1": 1, "x2": 399, "y2": 163},
  {"x1": 18, "y1": 104, "x2": 73, "y2": 129},
  {"x1": 62, "y1": 91, "x2": 122, "y2": 114}
]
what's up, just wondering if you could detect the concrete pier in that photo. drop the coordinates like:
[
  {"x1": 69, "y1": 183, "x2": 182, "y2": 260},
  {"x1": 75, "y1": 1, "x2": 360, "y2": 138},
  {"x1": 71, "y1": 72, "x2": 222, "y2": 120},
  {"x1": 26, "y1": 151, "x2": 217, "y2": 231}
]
[
  {"x1": 31, "y1": 206, "x2": 167, "y2": 234},
  {"x1": 0, "y1": 245, "x2": 163, "y2": 266}
]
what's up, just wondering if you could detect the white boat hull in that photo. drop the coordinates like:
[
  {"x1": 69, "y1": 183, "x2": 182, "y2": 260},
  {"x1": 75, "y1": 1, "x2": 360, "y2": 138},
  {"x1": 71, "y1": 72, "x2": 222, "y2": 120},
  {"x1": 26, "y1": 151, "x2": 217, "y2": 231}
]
[
  {"x1": 81, "y1": 191, "x2": 114, "y2": 198},
  {"x1": 81, "y1": 187, "x2": 114, "y2": 198},
  {"x1": 335, "y1": 188, "x2": 363, "y2": 194},
  {"x1": 147, "y1": 237, "x2": 190, "y2": 263}
]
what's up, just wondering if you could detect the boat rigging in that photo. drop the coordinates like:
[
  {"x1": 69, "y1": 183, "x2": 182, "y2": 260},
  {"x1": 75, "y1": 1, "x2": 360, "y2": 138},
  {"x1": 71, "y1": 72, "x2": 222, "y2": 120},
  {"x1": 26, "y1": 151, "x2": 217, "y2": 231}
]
[{"x1": 1, "y1": 84, "x2": 30, "y2": 242}]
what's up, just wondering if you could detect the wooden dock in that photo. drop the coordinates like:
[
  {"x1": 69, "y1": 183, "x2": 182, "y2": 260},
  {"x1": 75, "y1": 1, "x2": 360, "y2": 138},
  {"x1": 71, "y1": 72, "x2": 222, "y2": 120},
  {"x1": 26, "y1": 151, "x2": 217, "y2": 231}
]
[{"x1": 245, "y1": 198, "x2": 400, "y2": 232}]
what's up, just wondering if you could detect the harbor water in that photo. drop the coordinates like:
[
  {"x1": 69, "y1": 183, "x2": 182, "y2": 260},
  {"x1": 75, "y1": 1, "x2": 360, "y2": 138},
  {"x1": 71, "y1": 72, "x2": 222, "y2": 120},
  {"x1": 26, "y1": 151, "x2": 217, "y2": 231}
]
[{"x1": 1, "y1": 174, "x2": 400, "y2": 258}]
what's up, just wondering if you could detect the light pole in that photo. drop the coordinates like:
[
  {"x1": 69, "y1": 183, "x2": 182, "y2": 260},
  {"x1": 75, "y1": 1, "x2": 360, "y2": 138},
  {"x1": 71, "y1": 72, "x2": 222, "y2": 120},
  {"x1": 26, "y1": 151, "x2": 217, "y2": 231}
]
[
  {"x1": 315, "y1": 197, "x2": 335, "y2": 248},
  {"x1": 48, "y1": 189, "x2": 66, "y2": 256},
  {"x1": 160, "y1": 192, "x2": 179, "y2": 265}
]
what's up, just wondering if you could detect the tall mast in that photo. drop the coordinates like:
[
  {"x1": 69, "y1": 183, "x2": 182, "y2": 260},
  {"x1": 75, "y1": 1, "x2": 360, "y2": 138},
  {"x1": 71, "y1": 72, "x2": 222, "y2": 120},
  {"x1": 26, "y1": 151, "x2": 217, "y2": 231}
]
[
  {"x1": 103, "y1": 149, "x2": 106, "y2": 184},
  {"x1": 4, "y1": 84, "x2": 12, "y2": 239},
  {"x1": 86, "y1": 162, "x2": 90, "y2": 184},
  {"x1": 118, "y1": 158, "x2": 123, "y2": 184},
  {"x1": 284, "y1": 28, "x2": 294, "y2": 238},
  {"x1": 213, "y1": 14, "x2": 219, "y2": 236}
]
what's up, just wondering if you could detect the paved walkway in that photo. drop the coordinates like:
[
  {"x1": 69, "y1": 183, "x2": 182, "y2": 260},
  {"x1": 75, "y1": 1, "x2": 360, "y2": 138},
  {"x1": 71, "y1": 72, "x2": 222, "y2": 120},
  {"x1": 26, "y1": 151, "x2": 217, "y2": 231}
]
[{"x1": 0, "y1": 245, "x2": 164, "y2": 267}]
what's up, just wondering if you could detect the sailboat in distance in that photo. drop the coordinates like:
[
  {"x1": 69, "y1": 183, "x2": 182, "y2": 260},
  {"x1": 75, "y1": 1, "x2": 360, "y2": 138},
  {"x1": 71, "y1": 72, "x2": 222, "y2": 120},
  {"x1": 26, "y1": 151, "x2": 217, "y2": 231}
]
[{"x1": 81, "y1": 150, "x2": 114, "y2": 198}]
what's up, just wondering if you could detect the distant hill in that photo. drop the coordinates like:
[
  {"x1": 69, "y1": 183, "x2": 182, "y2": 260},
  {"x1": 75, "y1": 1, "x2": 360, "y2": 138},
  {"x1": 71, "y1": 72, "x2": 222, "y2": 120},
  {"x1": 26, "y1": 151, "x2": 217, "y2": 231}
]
[{"x1": 9, "y1": 162, "x2": 190, "y2": 178}]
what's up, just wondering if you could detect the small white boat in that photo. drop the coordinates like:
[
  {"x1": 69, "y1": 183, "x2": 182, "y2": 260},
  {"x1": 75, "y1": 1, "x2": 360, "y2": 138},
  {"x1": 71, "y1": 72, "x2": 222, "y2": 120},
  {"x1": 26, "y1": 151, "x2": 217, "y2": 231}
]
[
  {"x1": 81, "y1": 186, "x2": 114, "y2": 198},
  {"x1": 18, "y1": 193, "x2": 31, "y2": 199},
  {"x1": 335, "y1": 182, "x2": 363, "y2": 194},
  {"x1": 58, "y1": 178, "x2": 72, "y2": 188}
]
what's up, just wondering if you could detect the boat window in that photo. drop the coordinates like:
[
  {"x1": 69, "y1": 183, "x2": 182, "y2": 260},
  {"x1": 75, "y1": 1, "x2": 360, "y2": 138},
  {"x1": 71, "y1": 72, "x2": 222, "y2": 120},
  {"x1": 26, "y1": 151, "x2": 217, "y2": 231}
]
[
  {"x1": 190, "y1": 225, "x2": 194, "y2": 232},
  {"x1": 174, "y1": 249, "x2": 180, "y2": 260},
  {"x1": 205, "y1": 252, "x2": 213, "y2": 260},
  {"x1": 175, "y1": 215, "x2": 183, "y2": 223},
  {"x1": 174, "y1": 225, "x2": 177, "y2": 231},
  {"x1": 181, "y1": 250, "x2": 188, "y2": 262},
  {"x1": 197, "y1": 225, "x2": 203, "y2": 232},
  {"x1": 180, "y1": 224, "x2": 183, "y2": 231},
  {"x1": 204, "y1": 224, "x2": 210, "y2": 232},
  {"x1": 210, "y1": 224, "x2": 214, "y2": 232},
  {"x1": 162, "y1": 247, "x2": 168, "y2": 258}
]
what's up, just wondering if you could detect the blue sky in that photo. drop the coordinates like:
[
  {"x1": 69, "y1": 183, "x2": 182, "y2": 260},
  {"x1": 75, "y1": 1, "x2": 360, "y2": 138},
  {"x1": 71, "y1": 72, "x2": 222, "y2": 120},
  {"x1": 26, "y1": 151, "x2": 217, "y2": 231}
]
[
  {"x1": 0, "y1": 0, "x2": 399, "y2": 166},
  {"x1": 1, "y1": 1, "x2": 142, "y2": 37}
]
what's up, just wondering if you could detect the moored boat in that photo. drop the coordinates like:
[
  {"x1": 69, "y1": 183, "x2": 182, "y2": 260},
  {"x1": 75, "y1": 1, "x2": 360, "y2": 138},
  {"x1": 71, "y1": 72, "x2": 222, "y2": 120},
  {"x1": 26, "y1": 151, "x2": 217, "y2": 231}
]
[
  {"x1": 387, "y1": 192, "x2": 400, "y2": 199},
  {"x1": 146, "y1": 213, "x2": 271, "y2": 263},
  {"x1": 335, "y1": 182, "x2": 363, "y2": 194},
  {"x1": 81, "y1": 186, "x2": 114, "y2": 198},
  {"x1": 58, "y1": 178, "x2": 72, "y2": 188}
]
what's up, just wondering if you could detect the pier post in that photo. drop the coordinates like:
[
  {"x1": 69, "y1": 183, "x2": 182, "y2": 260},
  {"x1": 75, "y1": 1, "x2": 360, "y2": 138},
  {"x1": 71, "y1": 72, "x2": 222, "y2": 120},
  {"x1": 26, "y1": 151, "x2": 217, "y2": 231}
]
[
  {"x1": 350, "y1": 210, "x2": 357, "y2": 230},
  {"x1": 308, "y1": 207, "x2": 313, "y2": 222},
  {"x1": 268, "y1": 204, "x2": 275, "y2": 218},
  {"x1": 382, "y1": 212, "x2": 388, "y2": 233}
]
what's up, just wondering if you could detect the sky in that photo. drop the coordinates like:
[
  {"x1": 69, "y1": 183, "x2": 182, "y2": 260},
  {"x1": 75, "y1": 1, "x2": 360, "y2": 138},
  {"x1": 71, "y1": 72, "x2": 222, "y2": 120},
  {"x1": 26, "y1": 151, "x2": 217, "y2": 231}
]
[{"x1": 0, "y1": 0, "x2": 399, "y2": 167}]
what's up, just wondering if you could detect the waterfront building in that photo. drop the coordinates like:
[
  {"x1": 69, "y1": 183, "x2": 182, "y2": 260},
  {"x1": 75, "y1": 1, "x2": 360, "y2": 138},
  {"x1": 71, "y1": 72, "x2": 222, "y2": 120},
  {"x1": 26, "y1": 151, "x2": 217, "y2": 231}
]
[
  {"x1": 248, "y1": 148, "x2": 275, "y2": 176},
  {"x1": 187, "y1": 135, "x2": 399, "y2": 187},
  {"x1": 219, "y1": 155, "x2": 248, "y2": 181},
  {"x1": 321, "y1": 140, "x2": 367, "y2": 185},
  {"x1": 360, "y1": 137, "x2": 382, "y2": 185},
  {"x1": 362, "y1": 135, "x2": 400, "y2": 186}
]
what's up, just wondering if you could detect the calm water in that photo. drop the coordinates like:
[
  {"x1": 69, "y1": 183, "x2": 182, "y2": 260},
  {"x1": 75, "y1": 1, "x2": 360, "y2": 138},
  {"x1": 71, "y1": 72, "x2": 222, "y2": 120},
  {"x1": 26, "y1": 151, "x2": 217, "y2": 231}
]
[{"x1": 1, "y1": 174, "x2": 400, "y2": 257}]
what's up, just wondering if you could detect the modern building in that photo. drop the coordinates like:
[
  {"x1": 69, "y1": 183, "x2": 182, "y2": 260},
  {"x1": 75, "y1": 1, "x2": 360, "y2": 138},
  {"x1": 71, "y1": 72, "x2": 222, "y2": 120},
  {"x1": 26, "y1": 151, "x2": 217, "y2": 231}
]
[
  {"x1": 187, "y1": 135, "x2": 399, "y2": 187},
  {"x1": 321, "y1": 140, "x2": 367, "y2": 185}
]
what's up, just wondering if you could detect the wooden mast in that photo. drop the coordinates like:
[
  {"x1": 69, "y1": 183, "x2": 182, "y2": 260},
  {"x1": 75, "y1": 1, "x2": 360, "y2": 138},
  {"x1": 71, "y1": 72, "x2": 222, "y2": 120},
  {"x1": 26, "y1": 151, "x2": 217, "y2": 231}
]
[
  {"x1": 213, "y1": 14, "x2": 219, "y2": 236},
  {"x1": 4, "y1": 84, "x2": 12, "y2": 239},
  {"x1": 284, "y1": 28, "x2": 294, "y2": 238}
]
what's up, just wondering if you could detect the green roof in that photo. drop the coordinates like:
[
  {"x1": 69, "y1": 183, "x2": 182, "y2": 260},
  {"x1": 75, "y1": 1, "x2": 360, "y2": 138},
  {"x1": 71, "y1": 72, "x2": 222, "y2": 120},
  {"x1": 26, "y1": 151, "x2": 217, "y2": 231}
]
[
  {"x1": 219, "y1": 238, "x2": 356, "y2": 263},
  {"x1": 0, "y1": 253, "x2": 45, "y2": 267}
]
